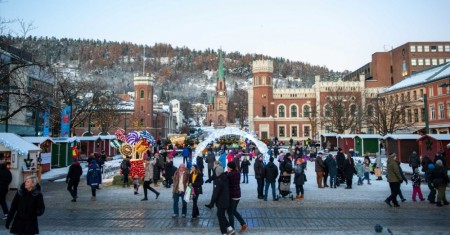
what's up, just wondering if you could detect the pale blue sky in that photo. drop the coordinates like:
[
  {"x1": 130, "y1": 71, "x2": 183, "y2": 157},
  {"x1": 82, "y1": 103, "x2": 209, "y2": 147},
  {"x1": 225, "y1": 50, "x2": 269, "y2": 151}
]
[{"x1": 1, "y1": 0, "x2": 450, "y2": 71}]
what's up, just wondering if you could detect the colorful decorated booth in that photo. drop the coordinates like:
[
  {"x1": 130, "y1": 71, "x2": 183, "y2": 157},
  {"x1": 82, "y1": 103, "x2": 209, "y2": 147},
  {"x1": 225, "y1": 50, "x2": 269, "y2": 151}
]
[{"x1": 111, "y1": 129, "x2": 156, "y2": 178}]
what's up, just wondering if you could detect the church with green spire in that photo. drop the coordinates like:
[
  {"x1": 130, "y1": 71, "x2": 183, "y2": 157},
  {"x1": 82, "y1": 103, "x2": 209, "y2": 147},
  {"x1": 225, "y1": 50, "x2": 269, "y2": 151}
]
[{"x1": 206, "y1": 50, "x2": 228, "y2": 127}]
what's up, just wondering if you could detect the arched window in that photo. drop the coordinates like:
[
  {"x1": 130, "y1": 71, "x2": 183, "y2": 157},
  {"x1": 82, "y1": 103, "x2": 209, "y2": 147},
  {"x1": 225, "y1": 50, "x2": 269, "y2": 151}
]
[
  {"x1": 350, "y1": 105, "x2": 357, "y2": 115},
  {"x1": 262, "y1": 76, "x2": 266, "y2": 85},
  {"x1": 254, "y1": 76, "x2": 259, "y2": 85},
  {"x1": 140, "y1": 90, "x2": 145, "y2": 98},
  {"x1": 290, "y1": 105, "x2": 297, "y2": 117},
  {"x1": 278, "y1": 105, "x2": 285, "y2": 117},
  {"x1": 324, "y1": 104, "x2": 331, "y2": 117},
  {"x1": 303, "y1": 105, "x2": 311, "y2": 117}
]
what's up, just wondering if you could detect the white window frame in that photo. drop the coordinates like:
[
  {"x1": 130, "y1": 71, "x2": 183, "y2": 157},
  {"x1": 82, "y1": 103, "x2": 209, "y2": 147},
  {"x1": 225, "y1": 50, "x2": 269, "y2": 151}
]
[
  {"x1": 278, "y1": 104, "x2": 286, "y2": 118},
  {"x1": 417, "y1": 45, "x2": 423, "y2": 52},
  {"x1": 439, "y1": 58, "x2": 445, "y2": 64},
  {"x1": 425, "y1": 58, "x2": 431, "y2": 66},
  {"x1": 445, "y1": 45, "x2": 450, "y2": 52},
  {"x1": 438, "y1": 45, "x2": 444, "y2": 52},
  {"x1": 432, "y1": 58, "x2": 438, "y2": 65},
  {"x1": 439, "y1": 103, "x2": 445, "y2": 119},
  {"x1": 430, "y1": 105, "x2": 436, "y2": 120},
  {"x1": 278, "y1": 125, "x2": 286, "y2": 138},
  {"x1": 418, "y1": 59, "x2": 424, "y2": 66},
  {"x1": 410, "y1": 45, "x2": 416, "y2": 52},
  {"x1": 429, "y1": 87, "x2": 434, "y2": 97},
  {"x1": 447, "y1": 102, "x2": 450, "y2": 119},
  {"x1": 303, "y1": 125, "x2": 311, "y2": 138},
  {"x1": 411, "y1": 59, "x2": 417, "y2": 66},
  {"x1": 291, "y1": 125, "x2": 298, "y2": 137},
  {"x1": 290, "y1": 104, "x2": 298, "y2": 118}
]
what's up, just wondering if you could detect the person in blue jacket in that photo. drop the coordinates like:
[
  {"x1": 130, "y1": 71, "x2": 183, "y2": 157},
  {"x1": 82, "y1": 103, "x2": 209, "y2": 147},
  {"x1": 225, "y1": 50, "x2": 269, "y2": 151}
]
[{"x1": 87, "y1": 161, "x2": 102, "y2": 201}]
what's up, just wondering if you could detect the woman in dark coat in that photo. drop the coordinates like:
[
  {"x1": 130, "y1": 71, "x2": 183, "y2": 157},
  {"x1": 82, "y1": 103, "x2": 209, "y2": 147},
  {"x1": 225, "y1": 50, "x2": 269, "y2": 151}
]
[
  {"x1": 205, "y1": 166, "x2": 233, "y2": 235},
  {"x1": 152, "y1": 158, "x2": 161, "y2": 187},
  {"x1": 6, "y1": 175, "x2": 45, "y2": 235},
  {"x1": 240, "y1": 156, "x2": 250, "y2": 184},
  {"x1": 343, "y1": 154, "x2": 355, "y2": 189},
  {"x1": 189, "y1": 165, "x2": 203, "y2": 219}
]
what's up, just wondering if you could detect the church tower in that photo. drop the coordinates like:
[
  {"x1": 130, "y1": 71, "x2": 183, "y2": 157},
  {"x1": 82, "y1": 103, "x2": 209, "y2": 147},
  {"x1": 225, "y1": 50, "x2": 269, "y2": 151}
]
[
  {"x1": 133, "y1": 73, "x2": 154, "y2": 130},
  {"x1": 206, "y1": 50, "x2": 228, "y2": 127}
]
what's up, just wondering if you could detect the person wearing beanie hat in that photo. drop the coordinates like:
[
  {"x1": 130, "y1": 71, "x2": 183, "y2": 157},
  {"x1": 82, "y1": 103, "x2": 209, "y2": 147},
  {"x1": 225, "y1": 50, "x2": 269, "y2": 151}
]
[
  {"x1": 226, "y1": 160, "x2": 248, "y2": 233},
  {"x1": 264, "y1": 156, "x2": 279, "y2": 201},
  {"x1": 384, "y1": 152, "x2": 402, "y2": 207},
  {"x1": 425, "y1": 163, "x2": 437, "y2": 204},
  {"x1": 205, "y1": 164, "x2": 233, "y2": 235},
  {"x1": 254, "y1": 153, "x2": 265, "y2": 199},
  {"x1": 431, "y1": 160, "x2": 449, "y2": 207}
]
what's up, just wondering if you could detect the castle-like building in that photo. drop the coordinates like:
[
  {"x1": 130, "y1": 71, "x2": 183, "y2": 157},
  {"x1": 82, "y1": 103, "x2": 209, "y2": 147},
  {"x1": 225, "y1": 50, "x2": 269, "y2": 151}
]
[{"x1": 206, "y1": 51, "x2": 228, "y2": 127}]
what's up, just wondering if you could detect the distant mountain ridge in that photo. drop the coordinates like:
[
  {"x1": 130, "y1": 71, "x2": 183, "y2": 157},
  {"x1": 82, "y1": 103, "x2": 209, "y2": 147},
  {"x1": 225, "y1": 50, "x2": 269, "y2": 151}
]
[{"x1": 1, "y1": 36, "x2": 349, "y2": 103}]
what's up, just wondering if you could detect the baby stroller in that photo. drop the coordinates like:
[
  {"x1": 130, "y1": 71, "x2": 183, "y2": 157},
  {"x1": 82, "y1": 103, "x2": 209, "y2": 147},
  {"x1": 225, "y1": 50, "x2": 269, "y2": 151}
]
[{"x1": 277, "y1": 175, "x2": 294, "y2": 200}]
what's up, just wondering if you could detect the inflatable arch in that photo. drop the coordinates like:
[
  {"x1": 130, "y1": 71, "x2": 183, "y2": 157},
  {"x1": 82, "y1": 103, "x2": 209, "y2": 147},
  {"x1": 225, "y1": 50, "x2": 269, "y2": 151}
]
[{"x1": 193, "y1": 127, "x2": 270, "y2": 161}]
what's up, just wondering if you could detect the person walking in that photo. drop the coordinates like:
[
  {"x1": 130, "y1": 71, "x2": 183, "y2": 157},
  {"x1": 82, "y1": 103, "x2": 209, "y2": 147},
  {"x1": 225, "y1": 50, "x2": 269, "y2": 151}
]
[
  {"x1": 172, "y1": 163, "x2": 189, "y2": 218},
  {"x1": 141, "y1": 157, "x2": 160, "y2": 201},
  {"x1": 196, "y1": 154, "x2": 205, "y2": 174},
  {"x1": 363, "y1": 156, "x2": 372, "y2": 185},
  {"x1": 411, "y1": 168, "x2": 425, "y2": 202},
  {"x1": 324, "y1": 154, "x2": 338, "y2": 188},
  {"x1": 152, "y1": 157, "x2": 161, "y2": 187},
  {"x1": 5, "y1": 175, "x2": 45, "y2": 235},
  {"x1": 264, "y1": 157, "x2": 279, "y2": 201},
  {"x1": 189, "y1": 165, "x2": 203, "y2": 220},
  {"x1": 66, "y1": 159, "x2": 83, "y2": 202},
  {"x1": 430, "y1": 160, "x2": 449, "y2": 207},
  {"x1": 164, "y1": 157, "x2": 175, "y2": 188},
  {"x1": 87, "y1": 161, "x2": 102, "y2": 201},
  {"x1": 343, "y1": 154, "x2": 355, "y2": 189},
  {"x1": 226, "y1": 162, "x2": 248, "y2": 233},
  {"x1": 120, "y1": 157, "x2": 131, "y2": 188},
  {"x1": 206, "y1": 149, "x2": 216, "y2": 179},
  {"x1": 374, "y1": 154, "x2": 383, "y2": 180},
  {"x1": 384, "y1": 153, "x2": 402, "y2": 207},
  {"x1": 294, "y1": 157, "x2": 306, "y2": 199},
  {"x1": 425, "y1": 163, "x2": 437, "y2": 204},
  {"x1": 254, "y1": 155, "x2": 265, "y2": 199},
  {"x1": 182, "y1": 145, "x2": 190, "y2": 164},
  {"x1": 0, "y1": 159, "x2": 12, "y2": 219},
  {"x1": 240, "y1": 156, "x2": 250, "y2": 184},
  {"x1": 315, "y1": 152, "x2": 326, "y2": 188},
  {"x1": 205, "y1": 166, "x2": 234, "y2": 235},
  {"x1": 409, "y1": 151, "x2": 420, "y2": 174},
  {"x1": 355, "y1": 160, "x2": 364, "y2": 185},
  {"x1": 397, "y1": 161, "x2": 408, "y2": 202},
  {"x1": 336, "y1": 148, "x2": 346, "y2": 183}
]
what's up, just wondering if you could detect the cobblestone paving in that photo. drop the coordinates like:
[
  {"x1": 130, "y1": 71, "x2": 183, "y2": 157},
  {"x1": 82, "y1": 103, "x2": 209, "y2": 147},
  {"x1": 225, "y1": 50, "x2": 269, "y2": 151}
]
[{"x1": 1, "y1": 158, "x2": 449, "y2": 235}]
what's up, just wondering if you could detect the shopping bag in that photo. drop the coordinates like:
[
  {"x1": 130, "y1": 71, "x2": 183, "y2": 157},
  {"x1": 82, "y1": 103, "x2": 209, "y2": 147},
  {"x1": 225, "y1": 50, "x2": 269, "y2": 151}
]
[{"x1": 184, "y1": 185, "x2": 192, "y2": 203}]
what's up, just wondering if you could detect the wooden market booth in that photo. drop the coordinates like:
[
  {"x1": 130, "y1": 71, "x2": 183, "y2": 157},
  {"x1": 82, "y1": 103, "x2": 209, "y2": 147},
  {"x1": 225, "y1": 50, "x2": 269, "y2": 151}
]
[
  {"x1": 354, "y1": 134, "x2": 382, "y2": 156},
  {"x1": 78, "y1": 135, "x2": 116, "y2": 160},
  {"x1": 383, "y1": 134, "x2": 421, "y2": 164},
  {"x1": 22, "y1": 136, "x2": 54, "y2": 173},
  {"x1": 320, "y1": 133, "x2": 338, "y2": 151},
  {"x1": 51, "y1": 137, "x2": 78, "y2": 167},
  {"x1": 417, "y1": 134, "x2": 450, "y2": 169},
  {"x1": 337, "y1": 134, "x2": 356, "y2": 154},
  {"x1": 0, "y1": 133, "x2": 41, "y2": 189}
]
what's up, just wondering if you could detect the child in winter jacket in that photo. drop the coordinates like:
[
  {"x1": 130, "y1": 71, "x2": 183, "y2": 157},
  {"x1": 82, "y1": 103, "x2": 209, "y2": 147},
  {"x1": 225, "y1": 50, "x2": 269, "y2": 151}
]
[
  {"x1": 411, "y1": 168, "x2": 425, "y2": 201},
  {"x1": 355, "y1": 160, "x2": 364, "y2": 185}
]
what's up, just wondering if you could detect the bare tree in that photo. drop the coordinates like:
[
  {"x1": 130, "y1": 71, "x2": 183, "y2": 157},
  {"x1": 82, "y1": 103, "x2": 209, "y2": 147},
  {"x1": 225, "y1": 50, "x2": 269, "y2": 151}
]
[
  {"x1": 365, "y1": 93, "x2": 416, "y2": 135},
  {"x1": 228, "y1": 87, "x2": 248, "y2": 128},
  {"x1": 17, "y1": 19, "x2": 37, "y2": 38},
  {"x1": 319, "y1": 88, "x2": 364, "y2": 134}
]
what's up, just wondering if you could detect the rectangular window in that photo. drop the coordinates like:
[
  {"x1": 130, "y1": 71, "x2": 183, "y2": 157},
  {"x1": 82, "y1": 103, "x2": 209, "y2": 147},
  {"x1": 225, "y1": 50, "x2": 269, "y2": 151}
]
[
  {"x1": 304, "y1": 126, "x2": 310, "y2": 137},
  {"x1": 407, "y1": 109, "x2": 412, "y2": 123},
  {"x1": 439, "y1": 58, "x2": 445, "y2": 64},
  {"x1": 445, "y1": 45, "x2": 450, "y2": 52},
  {"x1": 425, "y1": 58, "x2": 431, "y2": 66},
  {"x1": 414, "y1": 109, "x2": 419, "y2": 122},
  {"x1": 368, "y1": 127, "x2": 374, "y2": 134},
  {"x1": 430, "y1": 106, "x2": 436, "y2": 120},
  {"x1": 262, "y1": 106, "x2": 266, "y2": 117},
  {"x1": 417, "y1": 45, "x2": 423, "y2": 52},
  {"x1": 447, "y1": 103, "x2": 450, "y2": 119},
  {"x1": 421, "y1": 108, "x2": 425, "y2": 122},
  {"x1": 410, "y1": 45, "x2": 416, "y2": 52},
  {"x1": 431, "y1": 45, "x2": 437, "y2": 52},
  {"x1": 413, "y1": 91, "x2": 417, "y2": 100},
  {"x1": 429, "y1": 87, "x2": 433, "y2": 97},
  {"x1": 418, "y1": 59, "x2": 424, "y2": 66},
  {"x1": 438, "y1": 45, "x2": 443, "y2": 52},
  {"x1": 279, "y1": 126, "x2": 285, "y2": 137},
  {"x1": 291, "y1": 126, "x2": 298, "y2": 137},
  {"x1": 446, "y1": 58, "x2": 450, "y2": 63},
  {"x1": 439, "y1": 103, "x2": 445, "y2": 119},
  {"x1": 411, "y1": 59, "x2": 417, "y2": 66},
  {"x1": 438, "y1": 86, "x2": 443, "y2": 95},
  {"x1": 432, "y1": 58, "x2": 438, "y2": 65},
  {"x1": 424, "y1": 45, "x2": 430, "y2": 52}
]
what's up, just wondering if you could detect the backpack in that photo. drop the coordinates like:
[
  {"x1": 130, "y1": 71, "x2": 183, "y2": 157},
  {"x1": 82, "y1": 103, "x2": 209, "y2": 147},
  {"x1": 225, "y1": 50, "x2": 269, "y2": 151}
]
[
  {"x1": 92, "y1": 169, "x2": 99, "y2": 179},
  {"x1": 294, "y1": 164, "x2": 304, "y2": 174},
  {"x1": 120, "y1": 161, "x2": 128, "y2": 170}
]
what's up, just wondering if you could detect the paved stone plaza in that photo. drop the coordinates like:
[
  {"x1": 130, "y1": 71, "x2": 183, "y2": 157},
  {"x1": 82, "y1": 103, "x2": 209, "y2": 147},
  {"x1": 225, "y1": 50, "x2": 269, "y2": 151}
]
[{"x1": 1, "y1": 157, "x2": 449, "y2": 235}]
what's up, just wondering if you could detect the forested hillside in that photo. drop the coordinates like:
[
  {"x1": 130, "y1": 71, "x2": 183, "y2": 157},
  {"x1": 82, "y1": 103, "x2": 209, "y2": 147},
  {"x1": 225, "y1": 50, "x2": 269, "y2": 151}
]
[{"x1": 1, "y1": 36, "x2": 348, "y2": 102}]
